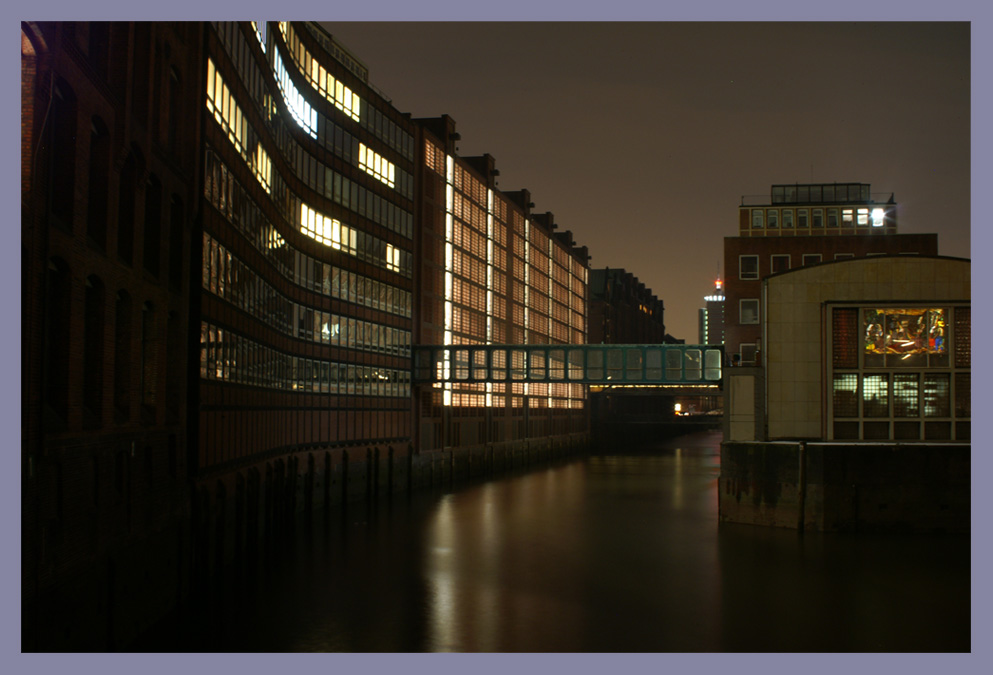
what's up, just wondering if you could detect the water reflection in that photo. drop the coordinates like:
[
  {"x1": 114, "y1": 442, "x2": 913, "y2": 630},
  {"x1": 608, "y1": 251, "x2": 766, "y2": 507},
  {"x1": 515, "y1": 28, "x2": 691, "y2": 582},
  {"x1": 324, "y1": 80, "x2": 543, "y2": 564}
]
[{"x1": 146, "y1": 430, "x2": 968, "y2": 652}]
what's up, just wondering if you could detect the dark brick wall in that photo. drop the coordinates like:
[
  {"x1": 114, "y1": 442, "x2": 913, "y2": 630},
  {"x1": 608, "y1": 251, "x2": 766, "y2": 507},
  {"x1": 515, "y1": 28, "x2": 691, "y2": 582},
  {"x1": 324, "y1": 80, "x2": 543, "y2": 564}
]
[{"x1": 719, "y1": 441, "x2": 969, "y2": 533}]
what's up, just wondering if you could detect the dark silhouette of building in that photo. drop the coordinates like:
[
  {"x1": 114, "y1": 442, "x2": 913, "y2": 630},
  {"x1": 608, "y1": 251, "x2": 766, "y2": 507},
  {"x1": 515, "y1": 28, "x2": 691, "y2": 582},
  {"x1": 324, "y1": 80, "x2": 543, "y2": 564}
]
[
  {"x1": 588, "y1": 268, "x2": 665, "y2": 344},
  {"x1": 21, "y1": 21, "x2": 205, "y2": 650},
  {"x1": 21, "y1": 21, "x2": 593, "y2": 650},
  {"x1": 724, "y1": 183, "x2": 937, "y2": 365}
]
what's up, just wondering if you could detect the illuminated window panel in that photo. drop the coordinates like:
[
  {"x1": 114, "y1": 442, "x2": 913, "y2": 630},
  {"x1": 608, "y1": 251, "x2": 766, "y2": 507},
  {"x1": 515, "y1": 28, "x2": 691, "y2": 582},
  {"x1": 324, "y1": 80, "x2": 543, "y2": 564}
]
[
  {"x1": 272, "y1": 49, "x2": 317, "y2": 138},
  {"x1": 833, "y1": 373, "x2": 858, "y2": 417},
  {"x1": 278, "y1": 21, "x2": 361, "y2": 122},
  {"x1": 358, "y1": 143, "x2": 395, "y2": 188},
  {"x1": 862, "y1": 374, "x2": 889, "y2": 417}
]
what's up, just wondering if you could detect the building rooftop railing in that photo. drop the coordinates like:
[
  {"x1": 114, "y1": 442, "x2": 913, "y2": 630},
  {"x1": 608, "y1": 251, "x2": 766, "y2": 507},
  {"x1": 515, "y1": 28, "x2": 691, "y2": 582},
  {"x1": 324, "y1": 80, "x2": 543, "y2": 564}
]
[{"x1": 740, "y1": 192, "x2": 895, "y2": 207}]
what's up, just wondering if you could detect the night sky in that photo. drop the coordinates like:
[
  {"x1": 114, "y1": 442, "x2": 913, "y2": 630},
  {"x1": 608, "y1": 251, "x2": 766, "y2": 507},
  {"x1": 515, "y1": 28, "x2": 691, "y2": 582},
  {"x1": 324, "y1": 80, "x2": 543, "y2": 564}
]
[{"x1": 320, "y1": 21, "x2": 970, "y2": 342}]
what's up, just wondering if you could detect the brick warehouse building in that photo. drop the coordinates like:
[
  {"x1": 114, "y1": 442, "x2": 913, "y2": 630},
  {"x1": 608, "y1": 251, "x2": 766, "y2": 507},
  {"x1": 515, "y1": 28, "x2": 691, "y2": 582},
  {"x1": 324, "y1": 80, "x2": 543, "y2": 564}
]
[
  {"x1": 724, "y1": 183, "x2": 938, "y2": 365},
  {"x1": 21, "y1": 22, "x2": 204, "y2": 649},
  {"x1": 22, "y1": 21, "x2": 592, "y2": 650}
]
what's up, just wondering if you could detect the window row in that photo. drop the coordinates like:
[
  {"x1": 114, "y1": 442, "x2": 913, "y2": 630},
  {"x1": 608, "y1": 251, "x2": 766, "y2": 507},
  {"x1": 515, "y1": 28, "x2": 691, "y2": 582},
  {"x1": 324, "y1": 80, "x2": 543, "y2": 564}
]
[
  {"x1": 201, "y1": 322, "x2": 411, "y2": 397},
  {"x1": 751, "y1": 206, "x2": 887, "y2": 229},
  {"x1": 832, "y1": 372, "x2": 969, "y2": 420},
  {"x1": 738, "y1": 252, "x2": 865, "y2": 279},
  {"x1": 45, "y1": 259, "x2": 181, "y2": 428},
  {"x1": 206, "y1": 57, "x2": 272, "y2": 194},
  {"x1": 294, "y1": 198, "x2": 411, "y2": 276},
  {"x1": 833, "y1": 306, "x2": 968, "y2": 369},
  {"x1": 204, "y1": 150, "x2": 412, "y2": 318},
  {"x1": 212, "y1": 23, "x2": 415, "y2": 232},
  {"x1": 203, "y1": 234, "x2": 411, "y2": 356},
  {"x1": 771, "y1": 183, "x2": 871, "y2": 204},
  {"x1": 287, "y1": 21, "x2": 417, "y2": 161},
  {"x1": 277, "y1": 21, "x2": 360, "y2": 122}
]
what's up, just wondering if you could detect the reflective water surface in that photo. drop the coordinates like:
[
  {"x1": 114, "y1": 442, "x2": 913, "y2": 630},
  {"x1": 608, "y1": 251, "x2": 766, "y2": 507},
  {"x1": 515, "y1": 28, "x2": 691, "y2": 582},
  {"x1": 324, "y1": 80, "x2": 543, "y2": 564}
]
[{"x1": 148, "y1": 431, "x2": 970, "y2": 652}]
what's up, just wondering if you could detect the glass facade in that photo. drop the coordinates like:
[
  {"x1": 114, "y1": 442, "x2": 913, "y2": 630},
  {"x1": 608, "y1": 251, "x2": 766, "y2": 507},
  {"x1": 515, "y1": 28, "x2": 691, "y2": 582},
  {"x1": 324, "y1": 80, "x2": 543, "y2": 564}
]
[
  {"x1": 200, "y1": 22, "x2": 416, "y2": 468},
  {"x1": 830, "y1": 305, "x2": 969, "y2": 441}
]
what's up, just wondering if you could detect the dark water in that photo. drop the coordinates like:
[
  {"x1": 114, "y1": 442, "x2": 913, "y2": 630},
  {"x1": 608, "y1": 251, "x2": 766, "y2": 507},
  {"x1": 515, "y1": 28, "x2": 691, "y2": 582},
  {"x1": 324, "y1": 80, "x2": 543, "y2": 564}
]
[{"x1": 148, "y1": 431, "x2": 970, "y2": 652}]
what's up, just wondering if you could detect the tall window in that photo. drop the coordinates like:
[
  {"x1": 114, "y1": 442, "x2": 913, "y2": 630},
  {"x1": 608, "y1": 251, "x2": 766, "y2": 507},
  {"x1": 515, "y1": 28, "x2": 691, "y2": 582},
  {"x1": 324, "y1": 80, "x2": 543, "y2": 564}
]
[
  {"x1": 83, "y1": 275, "x2": 105, "y2": 426},
  {"x1": 167, "y1": 67, "x2": 182, "y2": 153},
  {"x1": 45, "y1": 258, "x2": 71, "y2": 422},
  {"x1": 168, "y1": 195, "x2": 185, "y2": 291},
  {"x1": 143, "y1": 174, "x2": 162, "y2": 277},
  {"x1": 114, "y1": 290, "x2": 132, "y2": 421},
  {"x1": 797, "y1": 210, "x2": 808, "y2": 228},
  {"x1": 86, "y1": 116, "x2": 110, "y2": 249},
  {"x1": 751, "y1": 210, "x2": 764, "y2": 229},
  {"x1": 141, "y1": 301, "x2": 158, "y2": 419},
  {"x1": 117, "y1": 152, "x2": 140, "y2": 264},
  {"x1": 46, "y1": 79, "x2": 77, "y2": 229}
]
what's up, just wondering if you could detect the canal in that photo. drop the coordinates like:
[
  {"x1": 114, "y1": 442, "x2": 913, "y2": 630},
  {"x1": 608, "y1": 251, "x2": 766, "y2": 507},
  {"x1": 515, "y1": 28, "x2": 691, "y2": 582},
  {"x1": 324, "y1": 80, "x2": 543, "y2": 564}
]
[{"x1": 142, "y1": 430, "x2": 970, "y2": 652}]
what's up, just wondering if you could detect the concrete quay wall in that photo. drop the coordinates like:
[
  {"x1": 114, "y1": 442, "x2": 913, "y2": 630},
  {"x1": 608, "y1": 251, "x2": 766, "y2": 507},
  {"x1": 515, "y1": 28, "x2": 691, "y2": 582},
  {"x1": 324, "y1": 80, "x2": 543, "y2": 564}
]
[{"x1": 719, "y1": 441, "x2": 969, "y2": 533}]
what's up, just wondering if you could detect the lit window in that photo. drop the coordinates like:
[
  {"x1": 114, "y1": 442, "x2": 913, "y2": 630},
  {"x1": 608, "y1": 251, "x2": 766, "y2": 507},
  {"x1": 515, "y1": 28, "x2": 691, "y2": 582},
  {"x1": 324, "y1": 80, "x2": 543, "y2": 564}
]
[
  {"x1": 842, "y1": 208, "x2": 854, "y2": 224},
  {"x1": 358, "y1": 143, "x2": 395, "y2": 188},
  {"x1": 739, "y1": 255, "x2": 759, "y2": 280},
  {"x1": 740, "y1": 299, "x2": 759, "y2": 325},
  {"x1": 872, "y1": 208, "x2": 885, "y2": 227},
  {"x1": 857, "y1": 208, "x2": 869, "y2": 226}
]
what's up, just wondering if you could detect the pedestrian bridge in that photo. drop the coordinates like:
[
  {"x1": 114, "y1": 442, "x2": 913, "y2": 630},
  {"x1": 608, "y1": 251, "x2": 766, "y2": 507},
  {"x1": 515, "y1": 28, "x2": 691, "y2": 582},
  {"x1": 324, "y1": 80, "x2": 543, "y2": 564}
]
[{"x1": 413, "y1": 344, "x2": 724, "y2": 386}]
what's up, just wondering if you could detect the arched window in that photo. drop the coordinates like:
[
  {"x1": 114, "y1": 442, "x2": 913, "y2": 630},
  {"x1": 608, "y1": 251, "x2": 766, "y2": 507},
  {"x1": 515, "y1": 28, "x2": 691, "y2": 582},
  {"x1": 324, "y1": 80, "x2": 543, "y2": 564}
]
[
  {"x1": 45, "y1": 257, "x2": 71, "y2": 422},
  {"x1": 143, "y1": 174, "x2": 162, "y2": 277},
  {"x1": 46, "y1": 79, "x2": 76, "y2": 230},
  {"x1": 83, "y1": 274, "x2": 105, "y2": 426},
  {"x1": 114, "y1": 290, "x2": 132, "y2": 421},
  {"x1": 86, "y1": 116, "x2": 110, "y2": 249}
]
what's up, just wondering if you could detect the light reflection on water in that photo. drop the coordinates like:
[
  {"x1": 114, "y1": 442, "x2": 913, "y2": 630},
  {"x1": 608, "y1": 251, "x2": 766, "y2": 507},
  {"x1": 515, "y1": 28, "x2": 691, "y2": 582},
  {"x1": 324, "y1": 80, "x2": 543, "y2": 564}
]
[{"x1": 152, "y1": 430, "x2": 969, "y2": 652}]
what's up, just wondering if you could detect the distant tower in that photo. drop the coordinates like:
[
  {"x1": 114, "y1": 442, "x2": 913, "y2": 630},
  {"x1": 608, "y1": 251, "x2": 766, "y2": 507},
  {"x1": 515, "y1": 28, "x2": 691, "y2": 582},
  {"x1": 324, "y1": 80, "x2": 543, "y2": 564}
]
[{"x1": 699, "y1": 277, "x2": 725, "y2": 345}]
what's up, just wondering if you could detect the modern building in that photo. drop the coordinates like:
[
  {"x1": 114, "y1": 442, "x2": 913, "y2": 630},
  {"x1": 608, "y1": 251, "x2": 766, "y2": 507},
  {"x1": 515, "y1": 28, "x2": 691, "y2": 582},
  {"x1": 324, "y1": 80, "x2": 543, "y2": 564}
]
[
  {"x1": 719, "y1": 255, "x2": 970, "y2": 532},
  {"x1": 588, "y1": 268, "x2": 665, "y2": 344},
  {"x1": 415, "y1": 115, "x2": 590, "y2": 451},
  {"x1": 698, "y1": 277, "x2": 725, "y2": 346},
  {"x1": 724, "y1": 183, "x2": 937, "y2": 365},
  {"x1": 197, "y1": 21, "x2": 419, "y2": 548},
  {"x1": 22, "y1": 21, "x2": 594, "y2": 649},
  {"x1": 21, "y1": 21, "x2": 204, "y2": 649}
]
